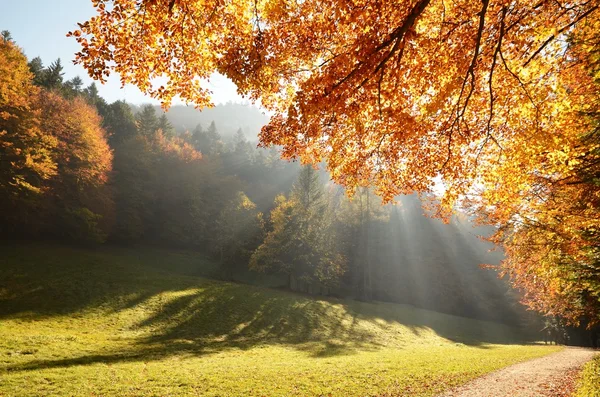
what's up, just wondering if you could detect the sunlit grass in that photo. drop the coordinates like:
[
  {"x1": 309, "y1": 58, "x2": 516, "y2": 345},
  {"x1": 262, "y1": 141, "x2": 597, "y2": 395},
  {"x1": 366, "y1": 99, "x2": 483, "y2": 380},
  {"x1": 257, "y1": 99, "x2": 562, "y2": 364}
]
[
  {"x1": 575, "y1": 356, "x2": 600, "y2": 397},
  {"x1": 0, "y1": 242, "x2": 561, "y2": 396}
]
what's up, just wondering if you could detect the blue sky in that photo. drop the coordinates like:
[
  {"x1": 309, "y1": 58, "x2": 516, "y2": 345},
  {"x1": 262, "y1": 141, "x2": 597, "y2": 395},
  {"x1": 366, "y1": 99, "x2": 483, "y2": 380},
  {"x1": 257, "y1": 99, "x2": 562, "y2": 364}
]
[{"x1": 0, "y1": 0, "x2": 242, "y2": 105}]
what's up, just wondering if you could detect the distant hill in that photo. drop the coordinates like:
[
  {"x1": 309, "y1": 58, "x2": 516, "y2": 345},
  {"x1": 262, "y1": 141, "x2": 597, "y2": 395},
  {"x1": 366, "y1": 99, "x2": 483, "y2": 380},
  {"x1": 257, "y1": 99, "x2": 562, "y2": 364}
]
[{"x1": 136, "y1": 103, "x2": 270, "y2": 139}]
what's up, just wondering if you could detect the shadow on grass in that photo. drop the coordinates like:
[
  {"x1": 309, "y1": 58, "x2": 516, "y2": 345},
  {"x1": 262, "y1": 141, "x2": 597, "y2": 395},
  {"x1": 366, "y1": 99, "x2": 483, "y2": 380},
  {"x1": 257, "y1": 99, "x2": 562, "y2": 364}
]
[{"x1": 1, "y1": 242, "x2": 528, "y2": 373}]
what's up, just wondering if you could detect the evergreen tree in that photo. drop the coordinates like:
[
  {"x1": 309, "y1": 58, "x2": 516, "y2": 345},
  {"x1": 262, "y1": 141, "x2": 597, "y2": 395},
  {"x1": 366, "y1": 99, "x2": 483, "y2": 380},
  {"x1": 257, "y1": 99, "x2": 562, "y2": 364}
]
[
  {"x1": 111, "y1": 136, "x2": 156, "y2": 241},
  {"x1": 41, "y1": 58, "x2": 64, "y2": 89},
  {"x1": 191, "y1": 121, "x2": 222, "y2": 155},
  {"x1": 250, "y1": 166, "x2": 345, "y2": 293},
  {"x1": 102, "y1": 100, "x2": 138, "y2": 145},
  {"x1": 206, "y1": 121, "x2": 222, "y2": 154},
  {"x1": 63, "y1": 76, "x2": 84, "y2": 98},
  {"x1": 136, "y1": 104, "x2": 159, "y2": 138},
  {"x1": 157, "y1": 113, "x2": 175, "y2": 138},
  {"x1": 83, "y1": 82, "x2": 107, "y2": 113},
  {"x1": 1, "y1": 30, "x2": 12, "y2": 42},
  {"x1": 27, "y1": 57, "x2": 45, "y2": 86}
]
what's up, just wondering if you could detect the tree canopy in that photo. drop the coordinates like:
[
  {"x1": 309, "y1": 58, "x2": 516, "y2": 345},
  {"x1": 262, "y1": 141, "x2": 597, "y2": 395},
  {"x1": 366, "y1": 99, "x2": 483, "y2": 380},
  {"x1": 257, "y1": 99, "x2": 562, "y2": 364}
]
[{"x1": 71, "y1": 0, "x2": 597, "y2": 200}]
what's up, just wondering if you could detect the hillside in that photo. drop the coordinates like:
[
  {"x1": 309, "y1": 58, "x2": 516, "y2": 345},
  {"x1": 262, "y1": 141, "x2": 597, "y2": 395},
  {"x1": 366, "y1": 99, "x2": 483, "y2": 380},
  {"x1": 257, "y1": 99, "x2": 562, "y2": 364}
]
[
  {"x1": 0, "y1": 242, "x2": 560, "y2": 396},
  {"x1": 156, "y1": 103, "x2": 269, "y2": 138}
]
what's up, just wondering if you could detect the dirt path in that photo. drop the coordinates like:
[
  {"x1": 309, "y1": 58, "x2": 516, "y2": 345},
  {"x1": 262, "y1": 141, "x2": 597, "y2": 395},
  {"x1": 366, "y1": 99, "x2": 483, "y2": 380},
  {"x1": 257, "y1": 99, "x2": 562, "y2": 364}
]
[{"x1": 439, "y1": 347, "x2": 597, "y2": 397}]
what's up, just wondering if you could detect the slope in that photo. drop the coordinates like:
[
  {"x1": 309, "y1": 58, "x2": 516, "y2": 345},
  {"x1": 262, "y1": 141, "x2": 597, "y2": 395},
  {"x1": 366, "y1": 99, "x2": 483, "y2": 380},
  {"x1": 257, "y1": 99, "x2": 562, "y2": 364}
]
[{"x1": 0, "y1": 242, "x2": 559, "y2": 396}]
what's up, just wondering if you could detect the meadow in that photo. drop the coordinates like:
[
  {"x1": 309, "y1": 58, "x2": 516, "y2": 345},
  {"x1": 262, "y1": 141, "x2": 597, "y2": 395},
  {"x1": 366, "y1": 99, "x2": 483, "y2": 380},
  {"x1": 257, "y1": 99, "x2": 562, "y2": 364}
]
[{"x1": 0, "y1": 242, "x2": 560, "y2": 396}]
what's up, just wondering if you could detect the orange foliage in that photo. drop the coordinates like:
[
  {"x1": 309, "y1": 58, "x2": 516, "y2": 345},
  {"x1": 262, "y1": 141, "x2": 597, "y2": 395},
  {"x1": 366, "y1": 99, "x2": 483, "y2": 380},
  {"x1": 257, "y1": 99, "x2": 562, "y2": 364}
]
[
  {"x1": 0, "y1": 37, "x2": 56, "y2": 195},
  {"x1": 153, "y1": 129, "x2": 202, "y2": 163},
  {"x1": 488, "y1": 21, "x2": 600, "y2": 326},
  {"x1": 70, "y1": 0, "x2": 599, "y2": 203},
  {"x1": 71, "y1": 1, "x2": 600, "y2": 321},
  {"x1": 37, "y1": 91, "x2": 113, "y2": 188}
]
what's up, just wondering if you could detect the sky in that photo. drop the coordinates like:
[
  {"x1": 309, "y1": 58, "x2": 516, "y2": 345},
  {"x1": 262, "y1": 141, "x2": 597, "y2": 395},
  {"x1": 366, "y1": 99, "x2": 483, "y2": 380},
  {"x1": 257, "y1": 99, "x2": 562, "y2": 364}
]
[{"x1": 0, "y1": 0, "x2": 244, "y2": 106}]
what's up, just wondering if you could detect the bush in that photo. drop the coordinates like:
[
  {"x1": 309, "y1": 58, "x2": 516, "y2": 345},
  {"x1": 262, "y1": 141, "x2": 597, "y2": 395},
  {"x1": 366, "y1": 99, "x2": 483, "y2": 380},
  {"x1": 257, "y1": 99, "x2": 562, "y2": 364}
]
[{"x1": 63, "y1": 207, "x2": 107, "y2": 243}]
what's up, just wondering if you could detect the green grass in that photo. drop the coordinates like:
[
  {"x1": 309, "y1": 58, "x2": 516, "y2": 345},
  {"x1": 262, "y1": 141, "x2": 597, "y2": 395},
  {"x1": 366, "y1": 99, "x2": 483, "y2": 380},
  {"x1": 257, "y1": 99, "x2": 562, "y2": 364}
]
[
  {"x1": 0, "y1": 242, "x2": 561, "y2": 396},
  {"x1": 575, "y1": 356, "x2": 600, "y2": 397}
]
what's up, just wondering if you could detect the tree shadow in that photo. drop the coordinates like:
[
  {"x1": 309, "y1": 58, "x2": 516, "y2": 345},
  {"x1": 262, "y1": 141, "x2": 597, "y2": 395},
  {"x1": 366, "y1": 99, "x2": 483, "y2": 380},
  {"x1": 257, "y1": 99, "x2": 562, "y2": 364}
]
[{"x1": 1, "y1": 242, "x2": 530, "y2": 374}]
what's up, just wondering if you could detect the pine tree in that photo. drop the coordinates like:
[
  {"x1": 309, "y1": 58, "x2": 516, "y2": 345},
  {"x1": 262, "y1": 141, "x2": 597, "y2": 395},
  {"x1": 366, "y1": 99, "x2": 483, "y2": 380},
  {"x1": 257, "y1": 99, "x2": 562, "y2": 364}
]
[
  {"x1": 27, "y1": 57, "x2": 45, "y2": 86},
  {"x1": 102, "y1": 100, "x2": 138, "y2": 145},
  {"x1": 136, "y1": 105, "x2": 158, "y2": 138},
  {"x1": 191, "y1": 121, "x2": 222, "y2": 156},
  {"x1": 250, "y1": 166, "x2": 345, "y2": 293},
  {"x1": 41, "y1": 58, "x2": 64, "y2": 89},
  {"x1": 157, "y1": 113, "x2": 175, "y2": 138},
  {"x1": 63, "y1": 76, "x2": 84, "y2": 98},
  {"x1": 1, "y1": 30, "x2": 12, "y2": 42}
]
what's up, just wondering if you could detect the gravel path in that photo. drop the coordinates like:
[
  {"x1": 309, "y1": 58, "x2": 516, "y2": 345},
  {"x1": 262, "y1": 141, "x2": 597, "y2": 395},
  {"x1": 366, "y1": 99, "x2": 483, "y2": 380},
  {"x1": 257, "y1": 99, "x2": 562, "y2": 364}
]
[{"x1": 439, "y1": 347, "x2": 597, "y2": 397}]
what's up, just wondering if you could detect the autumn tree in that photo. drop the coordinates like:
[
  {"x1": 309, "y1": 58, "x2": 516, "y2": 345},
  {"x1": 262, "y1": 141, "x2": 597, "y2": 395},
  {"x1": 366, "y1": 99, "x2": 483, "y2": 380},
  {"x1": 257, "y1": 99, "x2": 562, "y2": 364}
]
[
  {"x1": 0, "y1": 35, "x2": 56, "y2": 234},
  {"x1": 69, "y1": 0, "x2": 598, "y2": 200},
  {"x1": 36, "y1": 91, "x2": 114, "y2": 242},
  {"x1": 0, "y1": 34, "x2": 114, "y2": 241},
  {"x1": 488, "y1": 21, "x2": 600, "y2": 326}
]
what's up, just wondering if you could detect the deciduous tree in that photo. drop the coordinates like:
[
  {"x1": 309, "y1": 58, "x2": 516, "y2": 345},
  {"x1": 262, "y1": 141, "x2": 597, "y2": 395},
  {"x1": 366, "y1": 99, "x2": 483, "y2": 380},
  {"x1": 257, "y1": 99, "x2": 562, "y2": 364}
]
[{"x1": 0, "y1": 35, "x2": 56, "y2": 233}]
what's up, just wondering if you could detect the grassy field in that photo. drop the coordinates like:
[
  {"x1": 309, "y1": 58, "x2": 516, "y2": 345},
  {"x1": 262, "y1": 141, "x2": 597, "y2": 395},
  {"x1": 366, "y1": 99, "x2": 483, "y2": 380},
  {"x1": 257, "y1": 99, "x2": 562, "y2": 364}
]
[
  {"x1": 0, "y1": 242, "x2": 560, "y2": 396},
  {"x1": 576, "y1": 356, "x2": 600, "y2": 397}
]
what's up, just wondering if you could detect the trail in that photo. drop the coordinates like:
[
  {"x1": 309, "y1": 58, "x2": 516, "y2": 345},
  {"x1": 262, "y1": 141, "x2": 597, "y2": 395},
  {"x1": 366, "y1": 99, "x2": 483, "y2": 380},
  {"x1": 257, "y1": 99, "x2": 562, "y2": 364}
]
[{"x1": 439, "y1": 347, "x2": 596, "y2": 397}]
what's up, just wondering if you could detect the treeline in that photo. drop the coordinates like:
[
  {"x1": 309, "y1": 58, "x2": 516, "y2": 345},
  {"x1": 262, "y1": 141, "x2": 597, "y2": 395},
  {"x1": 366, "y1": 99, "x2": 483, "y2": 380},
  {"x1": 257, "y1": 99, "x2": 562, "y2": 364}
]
[
  {"x1": 0, "y1": 33, "x2": 297, "y2": 246},
  {"x1": 0, "y1": 33, "x2": 523, "y2": 324}
]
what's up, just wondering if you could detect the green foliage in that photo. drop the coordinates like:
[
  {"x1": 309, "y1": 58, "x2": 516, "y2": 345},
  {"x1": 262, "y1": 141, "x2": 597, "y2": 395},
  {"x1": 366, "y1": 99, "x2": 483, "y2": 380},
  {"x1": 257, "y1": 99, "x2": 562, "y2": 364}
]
[
  {"x1": 157, "y1": 113, "x2": 174, "y2": 138},
  {"x1": 27, "y1": 56, "x2": 44, "y2": 85},
  {"x1": 111, "y1": 136, "x2": 156, "y2": 241},
  {"x1": 214, "y1": 192, "x2": 263, "y2": 279},
  {"x1": 251, "y1": 166, "x2": 346, "y2": 291},
  {"x1": 136, "y1": 104, "x2": 159, "y2": 137},
  {"x1": 38, "y1": 58, "x2": 64, "y2": 90},
  {"x1": 190, "y1": 121, "x2": 222, "y2": 156},
  {"x1": 62, "y1": 207, "x2": 107, "y2": 243},
  {"x1": 0, "y1": 30, "x2": 12, "y2": 42},
  {"x1": 63, "y1": 76, "x2": 84, "y2": 98},
  {"x1": 575, "y1": 356, "x2": 600, "y2": 397},
  {"x1": 332, "y1": 186, "x2": 387, "y2": 301},
  {"x1": 0, "y1": 242, "x2": 560, "y2": 396},
  {"x1": 101, "y1": 100, "x2": 138, "y2": 145}
]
